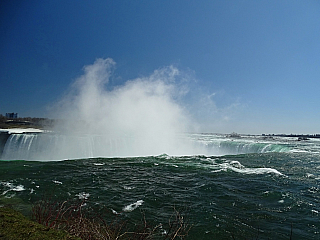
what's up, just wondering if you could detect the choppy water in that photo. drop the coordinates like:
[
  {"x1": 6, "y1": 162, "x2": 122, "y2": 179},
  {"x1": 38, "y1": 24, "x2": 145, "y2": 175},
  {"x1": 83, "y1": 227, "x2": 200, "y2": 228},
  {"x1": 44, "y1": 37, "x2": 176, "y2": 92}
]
[{"x1": 1, "y1": 134, "x2": 320, "y2": 239}]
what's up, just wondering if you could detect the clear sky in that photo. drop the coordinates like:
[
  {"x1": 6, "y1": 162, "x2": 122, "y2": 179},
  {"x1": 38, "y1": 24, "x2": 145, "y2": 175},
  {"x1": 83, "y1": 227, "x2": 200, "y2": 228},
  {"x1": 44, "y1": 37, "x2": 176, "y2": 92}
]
[{"x1": 1, "y1": 0, "x2": 320, "y2": 134}]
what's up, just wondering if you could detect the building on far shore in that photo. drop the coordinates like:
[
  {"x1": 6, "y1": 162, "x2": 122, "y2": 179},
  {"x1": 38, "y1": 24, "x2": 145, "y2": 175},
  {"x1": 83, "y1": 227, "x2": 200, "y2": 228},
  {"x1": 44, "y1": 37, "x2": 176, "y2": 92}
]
[{"x1": 5, "y1": 113, "x2": 18, "y2": 119}]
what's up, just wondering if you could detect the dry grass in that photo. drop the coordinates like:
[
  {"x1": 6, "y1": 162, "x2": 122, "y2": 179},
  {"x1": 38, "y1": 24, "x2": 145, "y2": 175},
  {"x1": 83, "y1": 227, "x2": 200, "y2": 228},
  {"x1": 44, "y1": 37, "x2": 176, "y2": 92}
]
[{"x1": 32, "y1": 197, "x2": 191, "y2": 240}]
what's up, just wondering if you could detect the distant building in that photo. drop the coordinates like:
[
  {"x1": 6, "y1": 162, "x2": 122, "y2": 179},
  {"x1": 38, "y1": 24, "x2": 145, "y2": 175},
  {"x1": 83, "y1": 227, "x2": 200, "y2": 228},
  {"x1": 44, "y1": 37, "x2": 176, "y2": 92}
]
[{"x1": 6, "y1": 113, "x2": 18, "y2": 119}]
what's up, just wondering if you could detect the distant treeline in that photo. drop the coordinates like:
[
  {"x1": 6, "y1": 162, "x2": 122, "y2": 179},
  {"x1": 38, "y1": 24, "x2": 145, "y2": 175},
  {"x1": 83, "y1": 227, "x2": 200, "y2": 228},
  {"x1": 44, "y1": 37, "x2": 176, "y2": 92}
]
[
  {"x1": 263, "y1": 133, "x2": 320, "y2": 139},
  {"x1": 0, "y1": 115, "x2": 55, "y2": 129}
]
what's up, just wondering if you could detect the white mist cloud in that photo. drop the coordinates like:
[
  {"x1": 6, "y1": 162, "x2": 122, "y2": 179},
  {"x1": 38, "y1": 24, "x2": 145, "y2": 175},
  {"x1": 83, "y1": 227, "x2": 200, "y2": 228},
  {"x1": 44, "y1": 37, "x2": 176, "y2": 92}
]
[
  {"x1": 44, "y1": 57, "x2": 248, "y2": 159},
  {"x1": 51, "y1": 58, "x2": 195, "y2": 157}
]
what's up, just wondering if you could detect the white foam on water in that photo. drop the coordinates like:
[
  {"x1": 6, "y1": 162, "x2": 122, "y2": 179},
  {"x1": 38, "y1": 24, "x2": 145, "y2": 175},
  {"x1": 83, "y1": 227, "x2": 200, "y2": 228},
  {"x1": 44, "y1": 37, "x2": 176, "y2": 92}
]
[
  {"x1": 76, "y1": 192, "x2": 90, "y2": 200},
  {"x1": 306, "y1": 173, "x2": 315, "y2": 178},
  {"x1": 1, "y1": 181, "x2": 26, "y2": 195},
  {"x1": 93, "y1": 163, "x2": 105, "y2": 166},
  {"x1": 111, "y1": 209, "x2": 119, "y2": 215},
  {"x1": 53, "y1": 180, "x2": 63, "y2": 184},
  {"x1": 211, "y1": 169, "x2": 226, "y2": 173},
  {"x1": 228, "y1": 161, "x2": 243, "y2": 168},
  {"x1": 290, "y1": 149, "x2": 309, "y2": 153},
  {"x1": 122, "y1": 200, "x2": 144, "y2": 212},
  {"x1": 217, "y1": 161, "x2": 285, "y2": 176},
  {"x1": 228, "y1": 166, "x2": 284, "y2": 176}
]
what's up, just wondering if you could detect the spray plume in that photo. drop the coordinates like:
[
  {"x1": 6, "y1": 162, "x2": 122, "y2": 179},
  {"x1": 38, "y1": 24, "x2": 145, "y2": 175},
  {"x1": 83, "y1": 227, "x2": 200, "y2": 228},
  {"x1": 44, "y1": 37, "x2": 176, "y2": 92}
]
[{"x1": 51, "y1": 58, "x2": 196, "y2": 158}]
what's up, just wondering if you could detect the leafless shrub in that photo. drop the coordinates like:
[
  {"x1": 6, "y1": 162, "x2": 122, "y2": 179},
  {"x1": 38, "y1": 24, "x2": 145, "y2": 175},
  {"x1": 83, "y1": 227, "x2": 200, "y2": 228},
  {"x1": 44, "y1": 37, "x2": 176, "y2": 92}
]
[{"x1": 32, "y1": 198, "x2": 191, "y2": 240}]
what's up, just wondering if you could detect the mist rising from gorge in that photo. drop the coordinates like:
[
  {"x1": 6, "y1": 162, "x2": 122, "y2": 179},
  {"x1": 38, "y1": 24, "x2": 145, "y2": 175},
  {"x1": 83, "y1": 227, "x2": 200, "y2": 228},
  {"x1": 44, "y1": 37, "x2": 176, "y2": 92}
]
[{"x1": 51, "y1": 58, "x2": 198, "y2": 157}]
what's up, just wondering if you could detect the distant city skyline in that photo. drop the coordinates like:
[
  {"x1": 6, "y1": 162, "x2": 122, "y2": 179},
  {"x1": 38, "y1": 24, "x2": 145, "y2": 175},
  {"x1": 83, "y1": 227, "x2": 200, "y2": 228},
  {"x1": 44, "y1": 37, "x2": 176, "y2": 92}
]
[{"x1": 1, "y1": 1, "x2": 320, "y2": 134}]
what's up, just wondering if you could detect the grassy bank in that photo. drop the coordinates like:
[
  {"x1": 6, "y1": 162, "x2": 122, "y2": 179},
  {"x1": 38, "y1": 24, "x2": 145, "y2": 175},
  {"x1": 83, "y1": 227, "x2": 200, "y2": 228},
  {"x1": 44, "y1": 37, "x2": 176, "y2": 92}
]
[{"x1": 0, "y1": 207, "x2": 79, "y2": 240}]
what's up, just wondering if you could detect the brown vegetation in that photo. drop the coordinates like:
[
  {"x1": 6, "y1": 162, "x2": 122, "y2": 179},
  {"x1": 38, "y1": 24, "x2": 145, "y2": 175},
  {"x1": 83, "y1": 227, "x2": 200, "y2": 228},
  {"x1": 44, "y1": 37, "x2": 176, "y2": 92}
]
[{"x1": 31, "y1": 197, "x2": 191, "y2": 240}]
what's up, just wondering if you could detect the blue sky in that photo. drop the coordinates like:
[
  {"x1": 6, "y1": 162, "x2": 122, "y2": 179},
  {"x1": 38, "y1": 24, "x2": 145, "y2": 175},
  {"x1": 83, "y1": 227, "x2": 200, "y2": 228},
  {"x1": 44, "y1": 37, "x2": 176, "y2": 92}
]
[{"x1": 1, "y1": 0, "x2": 320, "y2": 134}]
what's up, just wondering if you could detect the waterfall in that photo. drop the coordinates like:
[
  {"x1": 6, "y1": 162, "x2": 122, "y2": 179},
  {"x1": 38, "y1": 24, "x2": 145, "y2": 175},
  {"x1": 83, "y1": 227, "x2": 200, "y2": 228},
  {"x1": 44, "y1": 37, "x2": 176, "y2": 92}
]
[
  {"x1": 1, "y1": 133, "x2": 134, "y2": 160},
  {"x1": 0, "y1": 131, "x2": 10, "y2": 156},
  {"x1": 190, "y1": 134, "x2": 291, "y2": 156},
  {"x1": 1, "y1": 133, "x2": 292, "y2": 161}
]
